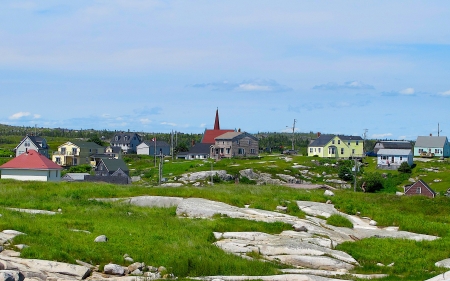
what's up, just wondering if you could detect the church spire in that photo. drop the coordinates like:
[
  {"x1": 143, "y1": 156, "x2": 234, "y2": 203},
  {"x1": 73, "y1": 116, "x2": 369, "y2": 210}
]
[{"x1": 214, "y1": 108, "x2": 220, "y2": 130}]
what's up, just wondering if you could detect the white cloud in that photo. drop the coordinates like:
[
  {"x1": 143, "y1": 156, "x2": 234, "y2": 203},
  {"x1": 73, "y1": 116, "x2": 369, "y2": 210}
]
[
  {"x1": 438, "y1": 90, "x2": 450, "y2": 96},
  {"x1": 371, "y1": 133, "x2": 393, "y2": 138},
  {"x1": 140, "y1": 118, "x2": 152, "y2": 124},
  {"x1": 9, "y1": 112, "x2": 31, "y2": 120},
  {"x1": 192, "y1": 79, "x2": 292, "y2": 92},
  {"x1": 399, "y1": 88, "x2": 415, "y2": 95},
  {"x1": 33, "y1": 114, "x2": 41, "y2": 119},
  {"x1": 200, "y1": 123, "x2": 206, "y2": 128},
  {"x1": 161, "y1": 122, "x2": 177, "y2": 126},
  {"x1": 313, "y1": 81, "x2": 375, "y2": 90}
]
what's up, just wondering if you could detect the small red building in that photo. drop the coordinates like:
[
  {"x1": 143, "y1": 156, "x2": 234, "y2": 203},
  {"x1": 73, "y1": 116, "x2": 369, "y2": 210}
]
[{"x1": 404, "y1": 179, "x2": 436, "y2": 198}]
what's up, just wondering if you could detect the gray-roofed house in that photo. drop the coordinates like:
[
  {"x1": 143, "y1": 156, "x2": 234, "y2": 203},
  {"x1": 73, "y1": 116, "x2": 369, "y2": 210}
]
[
  {"x1": 95, "y1": 158, "x2": 129, "y2": 176},
  {"x1": 414, "y1": 135, "x2": 450, "y2": 158},
  {"x1": 377, "y1": 148, "x2": 413, "y2": 169},
  {"x1": 110, "y1": 132, "x2": 142, "y2": 154},
  {"x1": 211, "y1": 131, "x2": 259, "y2": 159},
  {"x1": 177, "y1": 143, "x2": 211, "y2": 160},
  {"x1": 308, "y1": 133, "x2": 364, "y2": 158},
  {"x1": 373, "y1": 141, "x2": 413, "y2": 154},
  {"x1": 137, "y1": 140, "x2": 171, "y2": 156},
  {"x1": 15, "y1": 135, "x2": 50, "y2": 158}
]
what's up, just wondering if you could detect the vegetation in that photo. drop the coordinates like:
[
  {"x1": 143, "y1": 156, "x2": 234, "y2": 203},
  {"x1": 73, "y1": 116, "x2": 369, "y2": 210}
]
[
  {"x1": 397, "y1": 161, "x2": 412, "y2": 173},
  {"x1": 326, "y1": 214, "x2": 353, "y2": 228}
]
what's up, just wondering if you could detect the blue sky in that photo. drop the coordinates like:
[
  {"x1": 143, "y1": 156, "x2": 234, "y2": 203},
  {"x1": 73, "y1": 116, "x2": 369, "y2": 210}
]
[{"x1": 1, "y1": 1, "x2": 450, "y2": 140}]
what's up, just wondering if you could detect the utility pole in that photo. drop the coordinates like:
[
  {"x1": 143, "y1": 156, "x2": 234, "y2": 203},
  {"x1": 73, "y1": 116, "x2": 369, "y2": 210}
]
[
  {"x1": 158, "y1": 150, "x2": 163, "y2": 185},
  {"x1": 363, "y1": 129, "x2": 368, "y2": 157},
  {"x1": 286, "y1": 119, "x2": 297, "y2": 150},
  {"x1": 171, "y1": 130, "x2": 174, "y2": 160}
]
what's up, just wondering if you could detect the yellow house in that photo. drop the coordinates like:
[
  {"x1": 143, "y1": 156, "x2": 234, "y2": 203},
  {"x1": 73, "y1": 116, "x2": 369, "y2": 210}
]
[
  {"x1": 308, "y1": 134, "x2": 364, "y2": 158},
  {"x1": 52, "y1": 141, "x2": 104, "y2": 167}
]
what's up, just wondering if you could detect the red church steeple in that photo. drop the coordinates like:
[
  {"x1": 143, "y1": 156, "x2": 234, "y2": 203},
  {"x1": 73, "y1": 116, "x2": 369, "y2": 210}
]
[{"x1": 214, "y1": 108, "x2": 220, "y2": 130}]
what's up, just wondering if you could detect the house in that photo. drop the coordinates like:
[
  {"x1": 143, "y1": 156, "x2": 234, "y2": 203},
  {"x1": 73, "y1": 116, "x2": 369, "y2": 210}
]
[
  {"x1": 404, "y1": 179, "x2": 436, "y2": 198},
  {"x1": 62, "y1": 173, "x2": 90, "y2": 181},
  {"x1": 210, "y1": 131, "x2": 259, "y2": 159},
  {"x1": 110, "y1": 132, "x2": 142, "y2": 154},
  {"x1": 137, "y1": 140, "x2": 171, "y2": 156},
  {"x1": 177, "y1": 143, "x2": 211, "y2": 160},
  {"x1": 373, "y1": 141, "x2": 412, "y2": 155},
  {"x1": 201, "y1": 109, "x2": 234, "y2": 144},
  {"x1": 105, "y1": 146, "x2": 122, "y2": 159},
  {"x1": 308, "y1": 133, "x2": 364, "y2": 158},
  {"x1": 377, "y1": 149, "x2": 413, "y2": 169},
  {"x1": 414, "y1": 135, "x2": 450, "y2": 158},
  {"x1": 95, "y1": 158, "x2": 129, "y2": 176},
  {"x1": 14, "y1": 135, "x2": 50, "y2": 158},
  {"x1": 0, "y1": 149, "x2": 62, "y2": 181},
  {"x1": 52, "y1": 141, "x2": 104, "y2": 167}
]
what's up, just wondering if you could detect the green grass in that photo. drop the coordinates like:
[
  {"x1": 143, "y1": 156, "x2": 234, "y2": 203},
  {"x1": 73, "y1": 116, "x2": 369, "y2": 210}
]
[{"x1": 326, "y1": 214, "x2": 353, "y2": 228}]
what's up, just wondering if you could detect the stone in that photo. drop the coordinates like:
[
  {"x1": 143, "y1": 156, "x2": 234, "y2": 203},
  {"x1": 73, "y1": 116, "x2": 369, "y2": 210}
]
[
  {"x1": 147, "y1": 266, "x2": 158, "y2": 272},
  {"x1": 0, "y1": 270, "x2": 20, "y2": 281},
  {"x1": 158, "y1": 266, "x2": 167, "y2": 272},
  {"x1": 14, "y1": 244, "x2": 28, "y2": 250},
  {"x1": 131, "y1": 269, "x2": 142, "y2": 275},
  {"x1": 104, "y1": 263, "x2": 125, "y2": 275},
  {"x1": 325, "y1": 200, "x2": 332, "y2": 204},
  {"x1": 324, "y1": 190, "x2": 334, "y2": 196},
  {"x1": 276, "y1": 206, "x2": 288, "y2": 213},
  {"x1": 94, "y1": 235, "x2": 108, "y2": 242},
  {"x1": 376, "y1": 262, "x2": 385, "y2": 266},
  {"x1": 292, "y1": 224, "x2": 308, "y2": 232},
  {"x1": 369, "y1": 220, "x2": 378, "y2": 226},
  {"x1": 124, "y1": 256, "x2": 134, "y2": 263},
  {"x1": 128, "y1": 262, "x2": 144, "y2": 272},
  {"x1": 435, "y1": 258, "x2": 450, "y2": 268},
  {"x1": 396, "y1": 192, "x2": 404, "y2": 196}
]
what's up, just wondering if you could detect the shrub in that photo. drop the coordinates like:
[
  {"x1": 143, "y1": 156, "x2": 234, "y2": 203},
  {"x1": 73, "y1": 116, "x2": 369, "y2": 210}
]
[
  {"x1": 67, "y1": 164, "x2": 92, "y2": 174},
  {"x1": 326, "y1": 214, "x2": 353, "y2": 228},
  {"x1": 338, "y1": 166, "x2": 353, "y2": 181},
  {"x1": 398, "y1": 162, "x2": 412, "y2": 173},
  {"x1": 240, "y1": 176, "x2": 256, "y2": 185},
  {"x1": 359, "y1": 172, "x2": 384, "y2": 193}
]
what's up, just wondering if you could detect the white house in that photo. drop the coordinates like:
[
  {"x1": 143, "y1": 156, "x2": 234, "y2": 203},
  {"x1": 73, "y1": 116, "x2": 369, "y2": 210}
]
[
  {"x1": 377, "y1": 148, "x2": 413, "y2": 169},
  {"x1": 15, "y1": 135, "x2": 50, "y2": 158},
  {"x1": 137, "y1": 140, "x2": 171, "y2": 156},
  {"x1": 0, "y1": 149, "x2": 63, "y2": 181}
]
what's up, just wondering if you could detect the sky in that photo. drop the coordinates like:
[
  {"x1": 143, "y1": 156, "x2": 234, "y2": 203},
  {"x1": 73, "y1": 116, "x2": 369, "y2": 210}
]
[{"x1": 1, "y1": 1, "x2": 450, "y2": 140}]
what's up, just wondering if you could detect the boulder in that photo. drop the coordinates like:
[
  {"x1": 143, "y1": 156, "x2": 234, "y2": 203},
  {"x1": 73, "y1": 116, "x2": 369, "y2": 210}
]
[
  {"x1": 94, "y1": 235, "x2": 108, "y2": 242},
  {"x1": 369, "y1": 220, "x2": 378, "y2": 226},
  {"x1": 104, "y1": 263, "x2": 125, "y2": 275},
  {"x1": 435, "y1": 258, "x2": 450, "y2": 268},
  {"x1": 324, "y1": 190, "x2": 334, "y2": 196}
]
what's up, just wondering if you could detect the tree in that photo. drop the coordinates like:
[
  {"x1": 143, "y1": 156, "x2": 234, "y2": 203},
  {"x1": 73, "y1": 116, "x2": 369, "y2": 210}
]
[
  {"x1": 359, "y1": 172, "x2": 384, "y2": 193},
  {"x1": 398, "y1": 161, "x2": 412, "y2": 173},
  {"x1": 87, "y1": 136, "x2": 103, "y2": 146},
  {"x1": 338, "y1": 166, "x2": 353, "y2": 181},
  {"x1": 174, "y1": 143, "x2": 189, "y2": 154}
]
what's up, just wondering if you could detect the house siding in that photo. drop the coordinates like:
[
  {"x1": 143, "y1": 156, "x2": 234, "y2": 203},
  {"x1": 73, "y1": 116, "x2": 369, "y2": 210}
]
[
  {"x1": 1, "y1": 169, "x2": 60, "y2": 182},
  {"x1": 404, "y1": 180, "x2": 435, "y2": 198},
  {"x1": 212, "y1": 134, "x2": 259, "y2": 159}
]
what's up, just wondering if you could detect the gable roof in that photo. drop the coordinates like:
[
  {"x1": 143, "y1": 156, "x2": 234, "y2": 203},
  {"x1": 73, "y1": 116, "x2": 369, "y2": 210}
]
[
  {"x1": 201, "y1": 129, "x2": 235, "y2": 144},
  {"x1": 15, "y1": 135, "x2": 48, "y2": 150},
  {"x1": 415, "y1": 136, "x2": 448, "y2": 148},
  {"x1": 99, "y1": 158, "x2": 129, "y2": 173},
  {"x1": 404, "y1": 179, "x2": 436, "y2": 197},
  {"x1": 0, "y1": 150, "x2": 62, "y2": 170},
  {"x1": 140, "y1": 140, "x2": 170, "y2": 147},
  {"x1": 215, "y1": 131, "x2": 258, "y2": 141},
  {"x1": 377, "y1": 149, "x2": 412, "y2": 156},
  {"x1": 66, "y1": 141, "x2": 103, "y2": 150},
  {"x1": 178, "y1": 143, "x2": 212, "y2": 155},
  {"x1": 110, "y1": 132, "x2": 141, "y2": 144},
  {"x1": 309, "y1": 134, "x2": 363, "y2": 147},
  {"x1": 376, "y1": 141, "x2": 412, "y2": 150}
]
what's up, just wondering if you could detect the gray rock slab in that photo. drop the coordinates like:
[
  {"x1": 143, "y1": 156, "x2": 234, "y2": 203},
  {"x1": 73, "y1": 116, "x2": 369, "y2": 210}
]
[
  {"x1": 6, "y1": 208, "x2": 56, "y2": 215},
  {"x1": 435, "y1": 258, "x2": 450, "y2": 268},
  {"x1": 192, "y1": 274, "x2": 350, "y2": 281},
  {"x1": 268, "y1": 255, "x2": 355, "y2": 271},
  {"x1": 281, "y1": 269, "x2": 388, "y2": 279},
  {"x1": 297, "y1": 201, "x2": 339, "y2": 218},
  {"x1": 425, "y1": 270, "x2": 450, "y2": 281}
]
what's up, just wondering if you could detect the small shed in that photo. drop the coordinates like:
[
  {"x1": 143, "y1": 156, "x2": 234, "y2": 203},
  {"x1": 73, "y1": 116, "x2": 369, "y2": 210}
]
[
  {"x1": 62, "y1": 173, "x2": 90, "y2": 181},
  {"x1": 377, "y1": 148, "x2": 413, "y2": 169},
  {"x1": 404, "y1": 180, "x2": 436, "y2": 198}
]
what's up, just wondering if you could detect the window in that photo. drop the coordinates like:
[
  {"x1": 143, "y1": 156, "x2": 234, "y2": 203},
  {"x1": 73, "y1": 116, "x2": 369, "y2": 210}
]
[
  {"x1": 352, "y1": 149, "x2": 355, "y2": 154},
  {"x1": 382, "y1": 156, "x2": 387, "y2": 160},
  {"x1": 237, "y1": 140, "x2": 240, "y2": 145},
  {"x1": 61, "y1": 148, "x2": 66, "y2": 154},
  {"x1": 329, "y1": 147, "x2": 335, "y2": 154},
  {"x1": 348, "y1": 142, "x2": 350, "y2": 145},
  {"x1": 400, "y1": 156, "x2": 403, "y2": 160},
  {"x1": 419, "y1": 149, "x2": 423, "y2": 153},
  {"x1": 55, "y1": 157, "x2": 61, "y2": 164},
  {"x1": 73, "y1": 158, "x2": 78, "y2": 165},
  {"x1": 416, "y1": 187, "x2": 421, "y2": 194},
  {"x1": 238, "y1": 148, "x2": 245, "y2": 155},
  {"x1": 341, "y1": 148, "x2": 344, "y2": 154},
  {"x1": 338, "y1": 140, "x2": 341, "y2": 144},
  {"x1": 226, "y1": 148, "x2": 230, "y2": 154},
  {"x1": 435, "y1": 149, "x2": 439, "y2": 153},
  {"x1": 310, "y1": 148, "x2": 313, "y2": 153},
  {"x1": 332, "y1": 140, "x2": 335, "y2": 144},
  {"x1": 248, "y1": 140, "x2": 251, "y2": 145},
  {"x1": 356, "y1": 141, "x2": 359, "y2": 145},
  {"x1": 72, "y1": 148, "x2": 77, "y2": 155},
  {"x1": 318, "y1": 148, "x2": 321, "y2": 153},
  {"x1": 250, "y1": 148, "x2": 256, "y2": 154},
  {"x1": 115, "y1": 136, "x2": 119, "y2": 141}
]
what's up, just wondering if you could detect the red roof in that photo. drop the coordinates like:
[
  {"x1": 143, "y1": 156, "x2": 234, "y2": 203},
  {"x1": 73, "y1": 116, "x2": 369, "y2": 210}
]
[
  {"x1": 0, "y1": 150, "x2": 62, "y2": 170},
  {"x1": 201, "y1": 129, "x2": 235, "y2": 144}
]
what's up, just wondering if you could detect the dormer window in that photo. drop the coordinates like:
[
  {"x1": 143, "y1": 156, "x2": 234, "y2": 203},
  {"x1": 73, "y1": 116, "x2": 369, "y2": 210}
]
[{"x1": 115, "y1": 136, "x2": 119, "y2": 141}]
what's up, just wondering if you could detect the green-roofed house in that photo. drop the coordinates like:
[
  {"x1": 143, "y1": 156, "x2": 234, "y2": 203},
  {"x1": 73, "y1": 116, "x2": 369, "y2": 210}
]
[
  {"x1": 308, "y1": 133, "x2": 364, "y2": 158},
  {"x1": 52, "y1": 141, "x2": 104, "y2": 167}
]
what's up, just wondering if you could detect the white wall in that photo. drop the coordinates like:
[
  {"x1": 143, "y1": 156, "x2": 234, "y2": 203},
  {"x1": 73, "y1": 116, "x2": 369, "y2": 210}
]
[{"x1": 1, "y1": 169, "x2": 61, "y2": 182}]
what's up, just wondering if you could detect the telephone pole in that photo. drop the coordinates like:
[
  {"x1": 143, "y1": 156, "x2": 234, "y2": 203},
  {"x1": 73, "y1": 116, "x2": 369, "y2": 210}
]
[{"x1": 286, "y1": 119, "x2": 297, "y2": 150}]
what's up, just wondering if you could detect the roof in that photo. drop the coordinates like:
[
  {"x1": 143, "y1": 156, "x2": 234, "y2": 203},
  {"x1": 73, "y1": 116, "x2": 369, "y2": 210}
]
[
  {"x1": 0, "y1": 150, "x2": 62, "y2": 170},
  {"x1": 308, "y1": 134, "x2": 335, "y2": 147},
  {"x1": 110, "y1": 132, "x2": 141, "y2": 145},
  {"x1": 70, "y1": 141, "x2": 104, "y2": 149},
  {"x1": 185, "y1": 143, "x2": 211, "y2": 154},
  {"x1": 215, "y1": 131, "x2": 258, "y2": 141},
  {"x1": 106, "y1": 146, "x2": 122, "y2": 153},
  {"x1": 377, "y1": 149, "x2": 412, "y2": 156},
  {"x1": 376, "y1": 141, "x2": 412, "y2": 149},
  {"x1": 140, "y1": 140, "x2": 170, "y2": 147},
  {"x1": 99, "y1": 158, "x2": 129, "y2": 172},
  {"x1": 63, "y1": 173, "x2": 89, "y2": 180},
  {"x1": 15, "y1": 135, "x2": 48, "y2": 150},
  {"x1": 201, "y1": 129, "x2": 235, "y2": 144},
  {"x1": 415, "y1": 136, "x2": 448, "y2": 148},
  {"x1": 309, "y1": 134, "x2": 363, "y2": 147}
]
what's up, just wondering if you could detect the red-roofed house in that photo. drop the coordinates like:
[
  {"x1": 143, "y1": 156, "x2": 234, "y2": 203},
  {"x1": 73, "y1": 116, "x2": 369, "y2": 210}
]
[
  {"x1": 0, "y1": 149, "x2": 63, "y2": 182},
  {"x1": 201, "y1": 109, "x2": 234, "y2": 144}
]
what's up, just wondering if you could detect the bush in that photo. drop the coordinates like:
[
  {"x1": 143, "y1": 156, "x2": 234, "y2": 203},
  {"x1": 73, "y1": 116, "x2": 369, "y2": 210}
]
[
  {"x1": 398, "y1": 161, "x2": 412, "y2": 173},
  {"x1": 359, "y1": 172, "x2": 384, "y2": 193},
  {"x1": 338, "y1": 166, "x2": 354, "y2": 181},
  {"x1": 326, "y1": 214, "x2": 353, "y2": 228},
  {"x1": 240, "y1": 176, "x2": 256, "y2": 185},
  {"x1": 67, "y1": 164, "x2": 92, "y2": 174}
]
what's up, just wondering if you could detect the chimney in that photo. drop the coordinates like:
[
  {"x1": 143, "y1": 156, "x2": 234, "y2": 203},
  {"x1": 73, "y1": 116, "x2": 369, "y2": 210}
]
[
  {"x1": 26, "y1": 148, "x2": 28, "y2": 154},
  {"x1": 317, "y1": 132, "x2": 321, "y2": 137},
  {"x1": 238, "y1": 128, "x2": 241, "y2": 132},
  {"x1": 430, "y1": 133, "x2": 432, "y2": 136},
  {"x1": 192, "y1": 139, "x2": 195, "y2": 147}
]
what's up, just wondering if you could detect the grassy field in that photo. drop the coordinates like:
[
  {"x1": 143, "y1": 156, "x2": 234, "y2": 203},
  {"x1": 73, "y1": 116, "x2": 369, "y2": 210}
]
[{"x1": 1, "y1": 180, "x2": 450, "y2": 280}]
